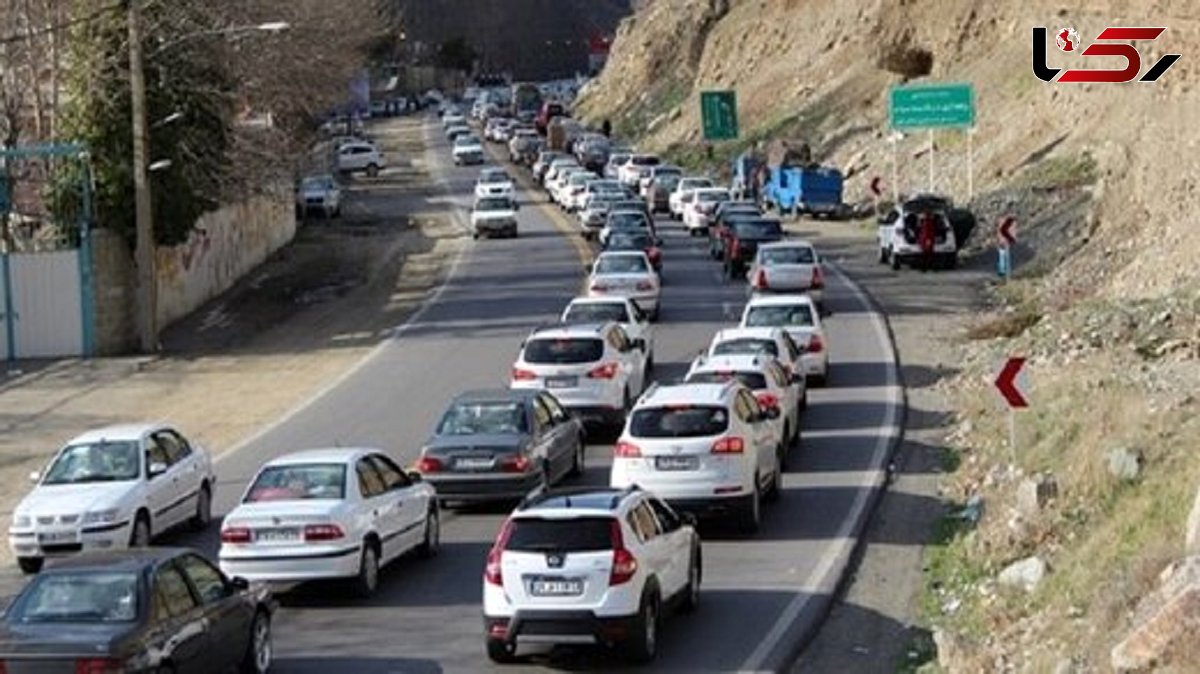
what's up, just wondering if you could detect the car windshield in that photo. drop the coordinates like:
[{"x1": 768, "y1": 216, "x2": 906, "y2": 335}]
[
  {"x1": 505, "y1": 517, "x2": 613, "y2": 553},
  {"x1": 745, "y1": 304, "x2": 815, "y2": 328},
  {"x1": 523, "y1": 338, "x2": 605, "y2": 364},
  {"x1": 437, "y1": 401, "x2": 527, "y2": 435},
  {"x1": 476, "y1": 198, "x2": 512, "y2": 211},
  {"x1": 713, "y1": 338, "x2": 779, "y2": 357},
  {"x1": 608, "y1": 233, "x2": 654, "y2": 249},
  {"x1": 762, "y1": 247, "x2": 816, "y2": 265},
  {"x1": 10, "y1": 572, "x2": 139, "y2": 624},
  {"x1": 697, "y1": 190, "x2": 730, "y2": 203},
  {"x1": 656, "y1": 175, "x2": 681, "y2": 191},
  {"x1": 733, "y1": 221, "x2": 783, "y2": 238},
  {"x1": 609, "y1": 154, "x2": 630, "y2": 166},
  {"x1": 42, "y1": 441, "x2": 140, "y2": 484},
  {"x1": 595, "y1": 255, "x2": 649, "y2": 274},
  {"x1": 629, "y1": 406, "x2": 730, "y2": 438},
  {"x1": 569, "y1": 174, "x2": 591, "y2": 185},
  {"x1": 480, "y1": 170, "x2": 507, "y2": 183},
  {"x1": 454, "y1": 136, "x2": 478, "y2": 147},
  {"x1": 245, "y1": 463, "x2": 347, "y2": 502},
  {"x1": 630, "y1": 156, "x2": 660, "y2": 166},
  {"x1": 687, "y1": 370, "x2": 768, "y2": 390},
  {"x1": 682, "y1": 179, "x2": 713, "y2": 190},
  {"x1": 586, "y1": 197, "x2": 618, "y2": 211},
  {"x1": 607, "y1": 213, "x2": 647, "y2": 229},
  {"x1": 565, "y1": 302, "x2": 630, "y2": 323},
  {"x1": 301, "y1": 177, "x2": 333, "y2": 190}
]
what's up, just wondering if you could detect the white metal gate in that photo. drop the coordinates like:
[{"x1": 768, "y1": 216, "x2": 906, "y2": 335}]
[{"x1": 1, "y1": 250, "x2": 85, "y2": 359}]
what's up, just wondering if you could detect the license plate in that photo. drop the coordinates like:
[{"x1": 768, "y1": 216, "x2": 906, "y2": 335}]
[
  {"x1": 530, "y1": 578, "x2": 584, "y2": 596},
  {"x1": 655, "y1": 456, "x2": 700, "y2": 471},
  {"x1": 38, "y1": 531, "x2": 78, "y2": 544},
  {"x1": 254, "y1": 528, "x2": 301, "y2": 543},
  {"x1": 545, "y1": 376, "x2": 577, "y2": 389},
  {"x1": 456, "y1": 457, "x2": 494, "y2": 470}
]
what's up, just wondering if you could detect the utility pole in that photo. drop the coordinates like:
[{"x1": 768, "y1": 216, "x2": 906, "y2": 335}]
[{"x1": 128, "y1": 0, "x2": 157, "y2": 353}]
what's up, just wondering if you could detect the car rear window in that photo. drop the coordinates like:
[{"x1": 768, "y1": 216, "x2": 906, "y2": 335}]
[
  {"x1": 761, "y1": 247, "x2": 816, "y2": 265},
  {"x1": 9, "y1": 572, "x2": 139, "y2": 624},
  {"x1": 607, "y1": 212, "x2": 649, "y2": 229},
  {"x1": 733, "y1": 221, "x2": 783, "y2": 238},
  {"x1": 712, "y1": 338, "x2": 779, "y2": 357},
  {"x1": 523, "y1": 338, "x2": 604, "y2": 364},
  {"x1": 687, "y1": 370, "x2": 768, "y2": 390},
  {"x1": 506, "y1": 517, "x2": 614, "y2": 553},
  {"x1": 744, "y1": 304, "x2": 815, "y2": 328},
  {"x1": 565, "y1": 302, "x2": 629, "y2": 323},
  {"x1": 629, "y1": 406, "x2": 730, "y2": 438},
  {"x1": 697, "y1": 190, "x2": 730, "y2": 202},
  {"x1": 245, "y1": 464, "x2": 347, "y2": 502},
  {"x1": 595, "y1": 255, "x2": 649, "y2": 274},
  {"x1": 631, "y1": 156, "x2": 660, "y2": 166}
]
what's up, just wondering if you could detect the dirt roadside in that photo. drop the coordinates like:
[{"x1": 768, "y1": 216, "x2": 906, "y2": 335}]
[
  {"x1": 784, "y1": 216, "x2": 991, "y2": 672},
  {"x1": 0, "y1": 114, "x2": 465, "y2": 566}
]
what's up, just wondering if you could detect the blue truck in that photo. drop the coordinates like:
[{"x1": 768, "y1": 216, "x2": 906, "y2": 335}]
[{"x1": 763, "y1": 165, "x2": 844, "y2": 218}]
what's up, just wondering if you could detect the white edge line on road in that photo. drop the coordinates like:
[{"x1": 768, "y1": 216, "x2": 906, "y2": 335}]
[
  {"x1": 217, "y1": 115, "x2": 470, "y2": 466},
  {"x1": 738, "y1": 262, "x2": 904, "y2": 673}
]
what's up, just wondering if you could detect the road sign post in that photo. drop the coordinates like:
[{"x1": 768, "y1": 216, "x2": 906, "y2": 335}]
[
  {"x1": 700, "y1": 90, "x2": 738, "y2": 141},
  {"x1": 994, "y1": 356, "x2": 1029, "y2": 462},
  {"x1": 869, "y1": 176, "x2": 883, "y2": 216},
  {"x1": 889, "y1": 83, "x2": 975, "y2": 203},
  {"x1": 997, "y1": 216, "x2": 1016, "y2": 281}
]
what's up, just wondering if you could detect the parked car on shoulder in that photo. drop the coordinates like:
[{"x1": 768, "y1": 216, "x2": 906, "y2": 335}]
[{"x1": 335, "y1": 141, "x2": 386, "y2": 177}]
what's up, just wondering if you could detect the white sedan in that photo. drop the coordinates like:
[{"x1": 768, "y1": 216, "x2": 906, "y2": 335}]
[
  {"x1": 474, "y1": 167, "x2": 515, "y2": 200},
  {"x1": 586, "y1": 251, "x2": 661, "y2": 321},
  {"x1": 8, "y1": 423, "x2": 216, "y2": 574},
  {"x1": 739, "y1": 294, "x2": 830, "y2": 385},
  {"x1": 683, "y1": 187, "x2": 732, "y2": 233},
  {"x1": 561, "y1": 296, "x2": 656, "y2": 370},
  {"x1": 670, "y1": 177, "x2": 714, "y2": 219},
  {"x1": 218, "y1": 448, "x2": 440, "y2": 597}
]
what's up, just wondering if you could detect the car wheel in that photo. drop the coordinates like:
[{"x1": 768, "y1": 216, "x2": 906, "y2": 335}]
[
  {"x1": 680, "y1": 545, "x2": 701, "y2": 613},
  {"x1": 129, "y1": 512, "x2": 151, "y2": 548},
  {"x1": 624, "y1": 590, "x2": 660, "y2": 663},
  {"x1": 486, "y1": 638, "x2": 518, "y2": 663},
  {"x1": 17, "y1": 557, "x2": 43, "y2": 575},
  {"x1": 418, "y1": 506, "x2": 440, "y2": 558},
  {"x1": 800, "y1": 388, "x2": 808, "y2": 411},
  {"x1": 354, "y1": 543, "x2": 380, "y2": 598},
  {"x1": 190, "y1": 483, "x2": 212, "y2": 531},
  {"x1": 878, "y1": 246, "x2": 889, "y2": 264},
  {"x1": 890, "y1": 250, "x2": 901, "y2": 270},
  {"x1": 737, "y1": 481, "x2": 761, "y2": 534},
  {"x1": 239, "y1": 611, "x2": 272, "y2": 674},
  {"x1": 366, "y1": 163, "x2": 379, "y2": 177},
  {"x1": 570, "y1": 437, "x2": 586, "y2": 477},
  {"x1": 765, "y1": 450, "x2": 783, "y2": 503}
]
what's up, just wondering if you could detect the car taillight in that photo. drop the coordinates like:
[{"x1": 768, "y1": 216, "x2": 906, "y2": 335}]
[
  {"x1": 811, "y1": 266, "x2": 825, "y2": 289},
  {"x1": 609, "y1": 519, "x2": 638, "y2": 585},
  {"x1": 635, "y1": 280, "x2": 655, "y2": 291},
  {"x1": 498, "y1": 454, "x2": 532, "y2": 473},
  {"x1": 416, "y1": 456, "x2": 445, "y2": 473},
  {"x1": 614, "y1": 441, "x2": 642, "y2": 457},
  {"x1": 220, "y1": 526, "x2": 251, "y2": 544},
  {"x1": 303, "y1": 524, "x2": 345, "y2": 542},
  {"x1": 756, "y1": 393, "x2": 779, "y2": 410},
  {"x1": 807, "y1": 334, "x2": 825, "y2": 354},
  {"x1": 591, "y1": 283, "x2": 608, "y2": 293},
  {"x1": 753, "y1": 268, "x2": 768, "y2": 289},
  {"x1": 512, "y1": 366, "x2": 537, "y2": 380},
  {"x1": 485, "y1": 519, "x2": 514, "y2": 586},
  {"x1": 587, "y1": 362, "x2": 620, "y2": 379},
  {"x1": 75, "y1": 658, "x2": 125, "y2": 674},
  {"x1": 711, "y1": 437, "x2": 745, "y2": 454}
]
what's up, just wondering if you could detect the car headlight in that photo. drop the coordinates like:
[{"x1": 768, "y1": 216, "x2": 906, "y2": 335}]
[
  {"x1": 12, "y1": 514, "x2": 31, "y2": 528},
  {"x1": 82, "y1": 509, "x2": 121, "y2": 525}
]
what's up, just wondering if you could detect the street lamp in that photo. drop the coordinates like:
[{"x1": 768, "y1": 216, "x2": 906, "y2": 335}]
[{"x1": 127, "y1": 2, "x2": 288, "y2": 353}]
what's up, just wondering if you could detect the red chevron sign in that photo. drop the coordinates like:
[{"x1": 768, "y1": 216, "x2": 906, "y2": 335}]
[
  {"x1": 998, "y1": 216, "x2": 1017, "y2": 247},
  {"x1": 994, "y1": 357, "x2": 1029, "y2": 408}
]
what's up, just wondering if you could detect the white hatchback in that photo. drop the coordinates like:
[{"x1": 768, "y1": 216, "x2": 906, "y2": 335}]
[
  {"x1": 219, "y1": 448, "x2": 439, "y2": 597},
  {"x1": 739, "y1": 294, "x2": 830, "y2": 385},
  {"x1": 587, "y1": 251, "x2": 661, "y2": 320},
  {"x1": 610, "y1": 382, "x2": 782, "y2": 533},
  {"x1": 8, "y1": 424, "x2": 216, "y2": 574}
]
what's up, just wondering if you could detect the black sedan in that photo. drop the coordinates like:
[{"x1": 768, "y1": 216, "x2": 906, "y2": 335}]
[
  {"x1": 414, "y1": 389, "x2": 586, "y2": 505},
  {"x1": 0, "y1": 548, "x2": 275, "y2": 674}
]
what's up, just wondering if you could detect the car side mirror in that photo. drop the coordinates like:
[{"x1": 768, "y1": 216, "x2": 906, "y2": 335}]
[
  {"x1": 28, "y1": 471, "x2": 39, "y2": 483},
  {"x1": 147, "y1": 461, "x2": 168, "y2": 479},
  {"x1": 407, "y1": 471, "x2": 424, "y2": 483},
  {"x1": 229, "y1": 576, "x2": 250, "y2": 592}
]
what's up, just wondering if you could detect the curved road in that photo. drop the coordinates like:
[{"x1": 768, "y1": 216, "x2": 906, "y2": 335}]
[{"x1": 172, "y1": 116, "x2": 903, "y2": 673}]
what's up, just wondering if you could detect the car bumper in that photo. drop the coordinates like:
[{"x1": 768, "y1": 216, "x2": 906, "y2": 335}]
[
  {"x1": 801, "y1": 352, "x2": 828, "y2": 378},
  {"x1": 455, "y1": 153, "x2": 484, "y2": 164},
  {"x1": 485, "y1": 610, "x2": 641, "y2": 647},
  {"x1": 751, "y1": 287, "x2": 824, "y2": 304},
  {"x1": 663, "y1": 492, "x2": 755, "y2": 519},
  {"x1": 474, "y1": 219, "x2": 517, "y2": 234},
  {"x1": 219, "y1": 543, "x2": 363, "y2": 582},
  {"x1": 425, "y1": 472, "x2": 542, "y2": 502},
  {"x1": 8, "y1": 520, "x2": 135, "y2": 559}
]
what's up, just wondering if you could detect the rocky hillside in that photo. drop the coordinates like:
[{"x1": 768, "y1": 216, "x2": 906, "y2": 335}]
[{"x1": 579, "y1": 0, "x2": 1200, "y2": 670}]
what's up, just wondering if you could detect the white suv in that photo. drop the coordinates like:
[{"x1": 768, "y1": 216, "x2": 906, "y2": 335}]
[
  {"x1": 610, "y1": 382, "x2": 782, "y2": 533},
  {"x1": 335, "y1": 141, "x2": 385, "y2": 176},
  {"x1": 511, "y1": 322, "x2": 649, "y2": 431},
  {"x1": 482, "y1": 486, "x2": 701, "y2": 663},
  {"x1": 684, "y1": 353, "x2": 803, "y2": 459}
]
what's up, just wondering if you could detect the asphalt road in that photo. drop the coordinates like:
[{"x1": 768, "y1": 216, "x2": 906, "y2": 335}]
[{"x1": 3, "y1": 115, "x2": 905, "y2": 673}]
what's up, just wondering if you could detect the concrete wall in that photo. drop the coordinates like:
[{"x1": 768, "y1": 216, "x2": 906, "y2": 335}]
[
  {"x1": 88, "y1": 188, "x2": 295, "y2": 355},
  {"x1": 155, "y1": 188, "x2": 295, "y2": 329}
]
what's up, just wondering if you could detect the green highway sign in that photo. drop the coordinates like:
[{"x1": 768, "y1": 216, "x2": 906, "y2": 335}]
[
  {"x1": 701, "y1": 90, "x2": 738, "y2": 141},
  {"x1": 889, "y1": 83, "x2": 975, "y2": 129}
]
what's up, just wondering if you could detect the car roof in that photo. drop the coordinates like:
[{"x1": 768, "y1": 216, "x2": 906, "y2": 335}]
[
  {"x1": 746, "y1": 293, "x2": 817, "y2": 308},
  {"x1": 596, "y1": 250, "x2": 650, "y2": 261},
  {"x1": 68, "y1": 423, "x2": 161, "y2": 444},
  {"x1": 691, "y1": 353, "x2": 773, "y2": 373},
  {"x1": 639, "y1": 382, "x2": 739, "y2": 406},
  {"x1": 528, "y1": 321, "x2": 613, "y2": 339},
  {"x1": 712, "y1": 326, "x2": 784, "y2": 343},
  {"x1": 516, "y1": 486, "x2": 643, "y2": 517},
  {"x1": 43, "y1": 547, "x2": 191, "y2": 573},
  {"x1": 695, "y1": 187, "x2": 730, "y2": 194},
  {"x1": 452, "y1": 389, "x2": 539, "y2": 404},
  {"x1": 759, "y1": 239, "x2": 815, "y2": 250},
  {"x1": 567, "y1": 296, "x2": 631, "y2": 307},
  {"x1": 262, "y1": 448, "x2": 378, "y2": 466}
]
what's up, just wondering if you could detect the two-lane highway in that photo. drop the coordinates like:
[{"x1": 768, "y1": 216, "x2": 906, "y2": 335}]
[{"x1": 162, "y1": 115, "x2": 903, "y2": 672}]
